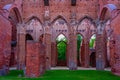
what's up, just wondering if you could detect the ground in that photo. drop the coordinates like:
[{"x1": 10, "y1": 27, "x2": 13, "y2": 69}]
[{"x1": 0, "y1": 70, "x2": 120, "y2": 80}]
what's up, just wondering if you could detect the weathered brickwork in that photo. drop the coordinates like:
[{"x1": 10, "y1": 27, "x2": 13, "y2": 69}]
[
  {"x1": 25, "y1": 40, "x2": 46, "y2": 77},
  {"x1": 1, "y1": 0, "x2": 120, "y2": 77},
  {"x1": 0, "y1": 15, "x2": 11, "y2": 75}
]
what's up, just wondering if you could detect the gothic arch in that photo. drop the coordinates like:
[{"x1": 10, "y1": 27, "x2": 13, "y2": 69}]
[
  {"x1": 3, "y1": 4, "x2": 22, "y2": 23},
  {"x1": 51, "y1": 16, "x2": 69, "y2": 42},
  {"x1": 99, "y1": 4, "x2": 117, "y2": 20},
  {"x1": 25, "y1": 16, "x2": 42, "y2": 24},
  {"x1": 51, "y1": 15, "x2": 68, "y2": 25},
  {"x1": 55, "y1": 33, "x2": 68, "y2": 43},
  {"x1": 105, "y1": 20, "x2": 113, "y2": 38},
  {"x1": 78, "y1": 16, "x2": 93, "y2": 24},
  {"x1": 25, "y1": 17, "x2": 44, "y2": 41},
  {"x1": 77, "y1": 16, "x2": 96, "y2": 39},
  {"x1": 26, "y1": 34, "x2": 34, "y2": 40},
  {"x1": 76, "y1": 33, "x2": 84, "y2": 39}
]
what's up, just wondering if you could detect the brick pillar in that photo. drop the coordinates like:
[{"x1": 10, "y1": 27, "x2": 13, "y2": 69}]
[
  {"x1": 68, "y1": 34, "x2": 77, "y2": 70},
  {"x1": 84, "y1": 39, "x2": 90, "y2": 68},
  {"x1": 72, "y1": 35, "x2": 77, "y2": 70},
  {"x1": 9, "y1": 47, "x2": 15, "y2": 66},
  {"x1": 0, "y1": 15, "x2": 11, "y2": 75},
  {"x1": 109, "y1": 40, "x2": 115, "y2": 66},
  {"x1": 44, "y1": 33, "x2": 51, "y2": 70},
  {"x1": 69, "y1": 5, "x2": 77, "y2": 70},
  {"x1": 80, "y1": 39, "x2": 89, "y2": 68},
  {"x1": 96, "y1": 22, "x2": 107, "y2": 70},
  {"x1": 67, "y1": 43, "x2": 70, "y2": 67},
  {"x1": 17, "y1": 24, "x2": 26, "y2": 70},
  {"x1": 44, "y1": 6, "x2": 51, "y2": 70},
  {"x1": 80, "y1": 40, "x2": 85, "y2": 67},
  {"x1": 51, "y1": 42, "x2": 57, "y2": 67},
  {"x1": 96, "y1": 34, "x2": 106, "y2": 70},
  {"x1": 26, "y1": 41, "x2": 40, "y2": 77},
  {"x1": 111, "y1": 35, "x2": 120, "y2": 76},
  {"x1": 39, "y1": 42, "x2": 46, "y2": 75}
]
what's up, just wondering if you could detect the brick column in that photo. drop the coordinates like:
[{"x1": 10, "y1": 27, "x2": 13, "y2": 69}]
[
  {"x1": 39, "y1": 42, "x2": 46, "y2": 75},
  {"x1": 80, "y1": 40, "x2": 85, "y2": 67},
  {"x1": 0, "y1": 15, "x2": 11, "y2": 75},
  {"x1": 68, "y1": 6, "x2": 77, "y2": 70},
  {"x1": 84, "y1": 39, "x2": 90, "y2": 68},
  {"x1": 96, "y1": 22, "x2": 106, "y2": 70},
  {"x1": 17, "y1": 24, "x2": 26, "y2": 70},
  {"x1": 68, "y1": 34, "x2": 77, "y2": 70},
  {"x1": 72, "y1": 35, "x2": 77, "y2": 70},
  {"x1": 109, "y1": 39, "x2": 115, "y2": 67},
  {"x1": 80, "y1": 40, "x2": 89, "y2": 68},
  {"x1": 111, "y1": 35, "x2": 120, "y2": 76},
  {"x1": 51, "y1": 42, "x2": 57, "y2": 67},
  {"x1": 44, "y1": 6, "x2": 51, "y2": 70},
  {"x1": 44, "y1": 33, "x2": 51, "y2": 70},
  {"x1": 26, "y1": 41, "x2": 40, "y2": 77}
]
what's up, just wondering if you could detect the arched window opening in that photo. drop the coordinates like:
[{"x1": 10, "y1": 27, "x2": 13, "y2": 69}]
[
  {"x1": 77, "y1": 34, "x2": 83, "y2": 66},
  {"x1": 89, "y1": 34, "x2": 96, "y2": 49},
  {"x1": 26, "y1": 34, "x2": 33, "y2": 40},
  {"x1": 71, "y1": 0, "x2": 76, "y2": 6},
  {"x1": 89, "y1": 34, "x2": 96, "y2": 67},
  {"x1": 56, "y1": 34, "x2": 67, "y2": 66},
  {"x1": 44, "y1": 0, "x2": 49, "y2": 6}
]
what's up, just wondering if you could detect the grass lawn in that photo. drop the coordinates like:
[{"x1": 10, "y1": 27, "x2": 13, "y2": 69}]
[{"x1": 0, "y1": 70, "x2": 120, "y2": 80}]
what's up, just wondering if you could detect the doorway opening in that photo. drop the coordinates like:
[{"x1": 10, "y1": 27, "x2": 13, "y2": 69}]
[
  {"x1": 56, "y1": 34, "x2": 67, "y2": 66},
  {"x1": 89, "y1": 34, "x2": 96, "y2": 67},
  {"x1": 77, "y1": 34, "x2": 83, "y2": 66}
]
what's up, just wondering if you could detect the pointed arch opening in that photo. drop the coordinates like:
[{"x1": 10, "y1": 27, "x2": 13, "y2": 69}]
[
  {"x1": 51, "y1": 17, "x2": 69, "y2": 67},
  {"x1": 52, "y1": 16, "x2": 69, "y2": 43},
  {"x1": 26, "y1": 17, "x2": 43, "y2": 41},
  {"x1": 9, "y1": 7, "x2": 22, "y2": 67},
  {"x1": 26, "y1": 34, "x2": 33, "y2": 41},
  {"x1": 99, "y1": 4, "x2": 117, "y2": 21},
  {"x1": 77, "y1": 17, "x2": 95, "y2": 68},
  {"x1": 77, "y1": 34, "x2": 83, "y2": 66},
  {"x1": 89, "y1": 34, "x2": 96, "y2": 67},
  {"x1": 52, "y1": 15, "x2": 68, "y2": 24},
  {"x1": 56, "y1": 34, "x2": 67, "y2": 66}
]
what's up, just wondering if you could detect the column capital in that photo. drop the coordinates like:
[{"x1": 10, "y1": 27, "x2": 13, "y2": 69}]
[
  {"x1": 96, "y1": 21, "x2": 106, "y2": 34},
  {"x1": 17, "y1": 23, "x2": 26, "y2": 34}
]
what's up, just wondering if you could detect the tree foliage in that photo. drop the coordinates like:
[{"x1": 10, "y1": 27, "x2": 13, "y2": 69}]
[
  {"x1": 56, "y1": 34, "x2": 96, "y2": 61},
  {"x1": 56, "y1": 35, "x2": 67, "y2": 61},
  {"x1": 57, "y1": 41, "x2": 66, "y2": 60},
  {"x1": 77, "y1": 34, "x2": 82, "y2": 54}
]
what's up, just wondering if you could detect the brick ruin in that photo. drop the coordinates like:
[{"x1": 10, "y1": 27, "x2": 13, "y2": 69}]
[{"x1": 0, "y1": 0, "x2": 120, "y2": 77}]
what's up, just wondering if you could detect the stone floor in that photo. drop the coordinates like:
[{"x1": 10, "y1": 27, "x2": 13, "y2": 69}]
[
  {"x1": 51, "y1": 67, "x2": 111, "y2": 71},
  {"x1": 10, "y1": 67, "x2": 111, "y2": 71}
]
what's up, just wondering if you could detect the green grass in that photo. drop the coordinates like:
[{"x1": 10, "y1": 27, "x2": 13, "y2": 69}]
[{"x1": 0, "y1": 70, "x2": 120, "y2": 80}]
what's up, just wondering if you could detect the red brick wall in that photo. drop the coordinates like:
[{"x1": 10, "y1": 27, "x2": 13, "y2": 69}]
[
  {"x1": 0, "y1": 0, "x2": 14, "y2": 9},
  {"x1": 26, "y1": 40, "x2": 46, "y2": 77},
  {"x1": 26, "y1": 41, "x2": 40, "y2": 77},
  {"x1": 111, "y1": 13, "x2": 120, "y2": 76},
  {"x1": 0, "y1": 15, "x2": 11, "y2": 75}
]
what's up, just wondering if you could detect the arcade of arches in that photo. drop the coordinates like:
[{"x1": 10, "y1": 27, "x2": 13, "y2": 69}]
[{"x1": 1, "y1": 0, "x2": 120, "y2": 77}]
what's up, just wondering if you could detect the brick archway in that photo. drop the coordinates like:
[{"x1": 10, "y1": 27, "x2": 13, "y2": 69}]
[
  {"x1": 89, "y1": 34, "x2": 96, "y2": 67},
  {"x1": 56, "y1": 34, "x2": 67, "y2": 67},
  {"x1": 77, "y1": 17, "x2": 96, "y2": 68},
  {"x1": 51, "y1": 16, "x2": 70, "y2": 67},
  {"x1": 25, "y1": 17, "x2": 44, "y2": 41},
  {"x1": 99, "y1": 4, "x2": 117, "y2": 20},
  {"x1": 97, "y1": 4, "x2": 119, "y2": 71}
]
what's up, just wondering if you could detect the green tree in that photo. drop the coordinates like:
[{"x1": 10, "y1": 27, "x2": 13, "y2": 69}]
[
  {"x1": 89, "y1": 34, "x2": 96, "y2": 48},
  {"x1": 77, "y1": 34, "x2": 82, "y2": 54},
  {"x1": 56, "y1": 34, "x2": 67, "y2": 61},
  {"x1": 57, "y1": 41, "x2": 66, "y2": 60}
]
